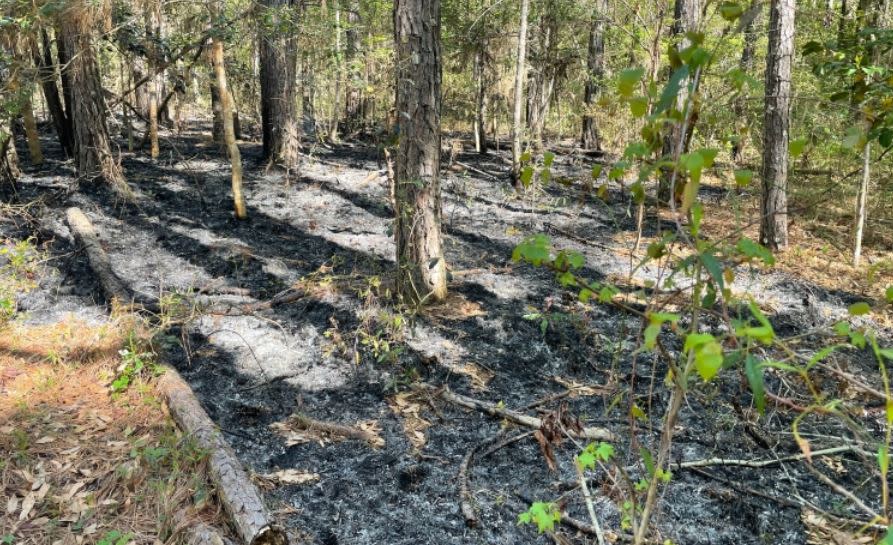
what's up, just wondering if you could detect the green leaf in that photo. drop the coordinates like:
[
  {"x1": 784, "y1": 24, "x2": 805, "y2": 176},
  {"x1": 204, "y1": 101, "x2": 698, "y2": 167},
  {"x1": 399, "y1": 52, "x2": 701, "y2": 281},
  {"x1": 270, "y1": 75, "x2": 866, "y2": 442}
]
[
  {"x1": 520, "y1": 151, "x2": 532, "y2": 164},
  {"x1": 700, "y1": 253, "x2": 725, "y2": 291},
  {"x1": 789, "y1": 138, "x2": 807, "y2": 157},
  {"x1": 736, "y1": 237, "x2": 775, "y2": 265},
  {"x1": 629, "y1": 96, "x2": 649, "y2": 117},
  {"x1": 512, "y1": 234, "x2": 551, "y2": 266},
  {"x1": 886, "y1": 286, "x2": 893, "y2": 303},
  {"x1": 745, "y1": 355, "x2": 765, "y2": 415},
  {"x1": 542, "y1": 152, "x2": 555, "y2": 168},
  {"x1": 618, "y1": 67, "x2": 645, "y2": 97},
  {"x1": 879, "y1": 128, "x2": 893, "y2": 148},
  {"x1": 520, "y1": 166, "x2": 535, "y2": 187},
  {"x1": 879, "y1": 526, "x2": 893, "y2": 545},
  {"x1": 591, "y1": 164, "x2": 603, "y2": 179},
  {"x1": 734, "y1": 169, "x2": 753, "y2": 188},
  {"x1": 518, "y1": 502, "x2": 561, "y2": 533},
  {"x1": 878, "y1": 445, "x2": 889, "y2": 475},
  {"x1": 848, "y1": 302, "x2": 871, "y2": 316},
  {"x1": 842, "y1": 126, "x2": 866, "y2": 149},
  {"x1": 719, "y1": 1, "x2": 743, "y2": 20},
  {"x1": 655, "y1": 66, "x2": 690, "y2": 114},
  {"x1": 685, "y1": 333, "x2": 724, "y2": 381},
  {"x1": 643, "y1": 324, "x2": 661, "y2": 350}
]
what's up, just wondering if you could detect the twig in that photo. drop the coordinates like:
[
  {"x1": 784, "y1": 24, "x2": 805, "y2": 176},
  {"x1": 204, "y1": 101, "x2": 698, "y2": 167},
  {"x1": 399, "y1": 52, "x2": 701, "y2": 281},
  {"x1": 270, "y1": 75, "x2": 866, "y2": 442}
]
[
  {"x1": 671, "y1": 445, "x2": 857, "y2": 470},
  {"x1": 805, "y1": 463, "x2": 883, "y2": 521},
  {"x1": 288, "y1": 413, "x2": 382, "y2": 447},
  {"x1": 416, "y1": 384, "x2": 615, "y2": 442},
  {"x1": 686, "y1": 466, "x2": 800, "y2": 508},
  {"x1": 576, "y1": 461, "x2": 607, "y2": 545}
]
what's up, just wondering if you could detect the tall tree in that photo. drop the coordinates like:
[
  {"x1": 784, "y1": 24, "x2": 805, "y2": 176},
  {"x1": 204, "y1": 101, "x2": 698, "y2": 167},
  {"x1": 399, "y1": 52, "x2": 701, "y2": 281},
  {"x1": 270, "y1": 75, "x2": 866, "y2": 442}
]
[
  {"x1": 210, "y1": 4, "x2": 246, "y2": 219},
  {"x1": 760, "y1": 0, "x2": 796, "y2": 249},
  {"x1": 731, "y1": 0, "x2": 760, "y2": 163},
  {"x1": 33, "y1": 30, "x2": 73, "y2": 157},
  {"x1": 343, "y1": 0, "x2": 364, "y2": 133},
  {"x1": 658, "y1": 0, "x2": 701, "y2": 203},
  {"x1": 525, "y1": 1, "x2": 559, "y2": 153},
  {"x1": 259, "y1": 0, "x2": 301, "y2": 168},
  {"x1": 581, "y1": 0, "x2": 606, "y2": 150},
  {"x1": 58, "y1": 1, "x2": 129, "y2": 192},
  {"x1": 511, "y1": 0, "x2": 531, "y2": 188},
  {"x1": 393, "y1": 0, "x2": 448, "y2": 303}
]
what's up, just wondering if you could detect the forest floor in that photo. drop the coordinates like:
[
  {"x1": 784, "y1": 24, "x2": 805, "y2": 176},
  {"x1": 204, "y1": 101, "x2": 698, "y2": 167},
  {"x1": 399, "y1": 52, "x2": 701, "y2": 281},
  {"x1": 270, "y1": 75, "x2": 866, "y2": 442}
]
[{"x1": 2, "y1": 122, "x2": 892, "y2": 545}]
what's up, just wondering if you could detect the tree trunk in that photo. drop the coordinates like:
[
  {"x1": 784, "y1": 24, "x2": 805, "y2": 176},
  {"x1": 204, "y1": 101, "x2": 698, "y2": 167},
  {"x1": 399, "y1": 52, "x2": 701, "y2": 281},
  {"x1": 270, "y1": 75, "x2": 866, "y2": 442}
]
[
  {"x1": 58, "y1": 3, "x2": 129, "y2": 192},
  {"x1": 34, "y1": 30, "x2": 73, "y2": 157},
  {"x1": 759, "y1": 0, "x2": 795, "y2": 250},
  {"x1": 259, "y1": 0, "x2": 301, "y2": 168},
  {"x1": 525, "y1": 6, "x2": 557, "y2": 154},
  {"x1": 344, "y1": 0, "x2": 363, "y2": 133},
  {"x1": 330, "y1": 2, "x2": 343, "y2": 142},
  {"x1": 731, "y1": 0, "x2": 760, "y2": 164},
  {"x1": 301, "y1": 55, "x2": 316, "y2": 138},
  {"x1": 581, "y1": 0, "x2": 605, "y2": 151},
  {"x1": 511, "y1": 0, "x2": 531, "y2": 188},
  {"x1": 210, "y1": 80, "x2": 225, "y2": 147},
  {"x1": 473, "y1": 48, "x2": 489, "y2": 154},
  {"x1": 853, "y1": 141, "x2": 870, "y2": 266},
  {"x1": 211, "y1": 30, "x2": 247, "y2": 220},
  {"x1": 658, "y1": 0, "x2": 701, "y2": 203},
  {"x1": 21, "y1": 97, "x2": 43, "y2": 166},
  {"x1": 1, "y1": 125, "x2": 20, "y2": 190},
  {"x1": 393, "y1": 0, "x2": 448, "y2": 304}
]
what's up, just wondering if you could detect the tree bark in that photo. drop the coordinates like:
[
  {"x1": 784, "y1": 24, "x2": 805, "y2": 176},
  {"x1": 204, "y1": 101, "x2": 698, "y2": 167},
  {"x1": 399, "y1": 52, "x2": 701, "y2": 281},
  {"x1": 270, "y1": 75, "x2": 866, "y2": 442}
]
[
  {"x1": 473, "y1": 47, "x2": 489, "y2": 154},
  {"x1": 211, "y1": 32, "x2": 247, "y2": 220},
  {"x1": 731, "y1": 0, "x2": 760, "y2": 164},
  {"x1": 34, "y1": 30, "x2": 73, "y2": 157},
  {"x1": 658, "y1": 0, "x2": 701, "y2": 203},
  {"x1": 581, "y1": 0, "x2": 606, "y2": 151},
  {"x1": 157, "y1": 366, "x2": 288, "y2": 545},
  {"x1": 1, "y1": 125, "x2": 20, "y2": 190},
  {"x1": 525, "y1": 4, "x2": 558, "y2": 154},
  {"x1": 511, "y1": 0, "x2": 531, "y2": 188},
  {"x1": 759, "y1": 0, "x2": 795, "y2": 250},
  {"x1": 259, "y1": 0, "x2": 301, "y2": 168},
  {"x1": 58, "y1": 2, "x2": 129, "y2": 192},
  {"x1": 210, "y1": 80, "x2": 225, "y2": 147},
  {"x1": 343, "y1": 0, "x2": 364, "y2": 133},
  {"x1": 393, "y1": 0, "x2": 448, "y2": 304},
  {"x1": 853, "y1": 141, "x2": 870, "y2": 266}
]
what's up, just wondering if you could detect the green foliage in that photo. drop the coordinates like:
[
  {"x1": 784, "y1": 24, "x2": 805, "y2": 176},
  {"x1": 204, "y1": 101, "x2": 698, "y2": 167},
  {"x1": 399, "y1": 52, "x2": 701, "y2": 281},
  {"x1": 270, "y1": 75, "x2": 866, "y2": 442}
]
[
  {"x1": 96, "y1": 531, "x2": 133, "y2": 545},
  {"x1": 517, "y1": 501, "x2": 561, "y2": 533},
  {"x1": 577, "y1": 442, "x2": 615, "y2": 471}
]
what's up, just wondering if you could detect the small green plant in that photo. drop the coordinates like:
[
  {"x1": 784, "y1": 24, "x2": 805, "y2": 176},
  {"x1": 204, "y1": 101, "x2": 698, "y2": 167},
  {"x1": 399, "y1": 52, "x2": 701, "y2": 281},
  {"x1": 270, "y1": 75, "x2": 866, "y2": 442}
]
[
  {"x1": 111, "y1": 334, "x2": 159, "y2": 393},
  {"x1": 96, "y1": 530, "x2": 133, "y2": 545},
  {"x1": 517, "y1": 501, "x2": 561, "y2": 534}
]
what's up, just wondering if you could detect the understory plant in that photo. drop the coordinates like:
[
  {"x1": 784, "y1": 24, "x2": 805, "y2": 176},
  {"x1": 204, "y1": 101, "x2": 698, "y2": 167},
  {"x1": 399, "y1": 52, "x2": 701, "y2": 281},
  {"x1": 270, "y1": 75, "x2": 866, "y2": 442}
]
[{"x1": 512, "y1": 2, "x2": 893, "y2": 543}]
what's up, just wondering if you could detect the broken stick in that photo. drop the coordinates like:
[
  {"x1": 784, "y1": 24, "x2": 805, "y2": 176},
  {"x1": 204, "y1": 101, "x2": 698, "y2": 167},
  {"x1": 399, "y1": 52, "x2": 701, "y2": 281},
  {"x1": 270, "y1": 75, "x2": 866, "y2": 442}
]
[
  {"x1": 66, "y1": 207, "x2": 132, "y2": 303},
  {"x1": 417, "y1": 384, "x2": 615, "y2": 442},
  {"x1": 157, "y1": 366, "x2": 288, "y2": 545}
]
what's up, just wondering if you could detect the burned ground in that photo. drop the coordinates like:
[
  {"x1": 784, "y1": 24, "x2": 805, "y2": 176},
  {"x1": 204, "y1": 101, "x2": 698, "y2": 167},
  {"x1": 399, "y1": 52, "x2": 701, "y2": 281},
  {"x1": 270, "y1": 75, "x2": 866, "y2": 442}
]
[{"x1": 2, "y1": 124, "x2": 889, "y2": 545}]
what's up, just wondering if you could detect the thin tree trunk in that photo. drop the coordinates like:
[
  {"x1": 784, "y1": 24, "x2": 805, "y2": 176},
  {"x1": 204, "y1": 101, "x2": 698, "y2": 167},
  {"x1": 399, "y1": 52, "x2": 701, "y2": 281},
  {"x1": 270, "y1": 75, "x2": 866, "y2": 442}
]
[
  {"x1": 853, "y1": 141, "x2": 870, "y2": 266},
  {"x1": 1, "y1": 125, "x2": 20, "y2": 188},
  {"x1": 581, "y1": 0, "x2": 605, "y2": 151},
  {"x1": 731, "y1": 0, "x2": 760, "y2": 164},
  {"x1": 21, "y1": 96, "x2": 43, "y2": 166},
  {"x1": 34, "y1": 30, "x2": 73, "y2": 156},
  {"x1": 259, "y1": 0, "x2": 301, "y2": 168},
  {"x1": 211, "y1": 32, "x2": 247, "y2": 219},
  {"x1": 658, "y1": 0, "x2": 701, "y2": 203},
  {"x1": 58, "y1": 2, "x2": 129, "y2": 192},
  {"x1": 210, "y1": 80, "x2": 225, "y2": 147},
  {"x1": 393, "y1": 0, "x2": 448, "y2": 304},
  {"x1": 344, "y1": 0, "x2": 363, "y2": 133},
  {"x1": 473, "y1": 48, "x2": 488, "y2": 154},
  {"x1": 511, "y1": 0, "x2": 531, "y2": 188},
  {"x1": 301, "y1": 55, "x2": 316, "y2": 138},
  {"x1": 759, "y1": 0, "x2": 796, "y2": 250},
  {"x1": 330, "y1": 2, "x2": 343, "y2": 142}
]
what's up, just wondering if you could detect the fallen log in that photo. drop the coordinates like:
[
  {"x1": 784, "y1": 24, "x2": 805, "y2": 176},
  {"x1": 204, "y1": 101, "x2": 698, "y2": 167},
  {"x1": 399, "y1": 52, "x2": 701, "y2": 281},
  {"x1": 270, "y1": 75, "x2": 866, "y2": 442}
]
[
  {"x1": 157, "y1": 366, "x2": 288, "y2": 545},
  {"x1": 65, "y1": 207, "x2": 132, "y2": 303},
  {"x1": 417, "y1": 384, "x2": 616, "y2": 442}
]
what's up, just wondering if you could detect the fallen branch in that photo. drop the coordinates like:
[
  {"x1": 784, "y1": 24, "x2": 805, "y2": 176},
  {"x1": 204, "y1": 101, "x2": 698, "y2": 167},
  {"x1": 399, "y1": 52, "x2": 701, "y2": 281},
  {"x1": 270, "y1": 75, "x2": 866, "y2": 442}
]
[
  {"x1": 686, "y1": 466, "x2": 800, "y2": 508},
  {"x1": 288, "y1": 413, "x2": 383, "y2": 447},
  {"x1": 671, "y1": 445, "x2": 857, "y2": 470},
  {"x1": 65, "y1": 207, "x2": 133, "y2": 303},
  {"x1": 157, "y1": 367, "x2": 288, "y2": 545},
  {"x1": 242, "y1": 287, "x2": 306, "y2": 312},
  {"x1": 417, "y1": 384, "x2": 615, "y2": 442}
]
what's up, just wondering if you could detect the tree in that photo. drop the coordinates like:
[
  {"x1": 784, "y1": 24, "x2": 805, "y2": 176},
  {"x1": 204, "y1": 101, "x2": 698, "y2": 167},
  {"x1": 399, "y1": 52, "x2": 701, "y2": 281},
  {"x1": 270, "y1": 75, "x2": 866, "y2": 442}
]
[
  {"x1": 259, "y1": 0, "x2": 301, "y2": 168},
  {"x1": 525, "y1": 0, "x2": 560, "y2": 154},
  {"x1": 33, "y1": 29, "x2": 73, "y2": 157},
  {"x1": 393, "y1": 0, "x2": 448, "y2": 303},
  {"x1": 760, "y1": 0, "x2": 796, "y2": 250},
  {"x1": 343, "y1": 0, "x2": 364, "y2": 133},
  {"x1": 581, "y1": 0, "x2": 606, "y2": 151},
  {"x1": 58, "y1": 1, "x2": 129, "y2": 192},
  {"x1": 658, "y1": 0, "x2": 701, "y2": 203},
  {"x1": 210, "y1": 4, "x2": 246, "y2": 219},
  {"x1": 511, "y1": 0, "x2": 530, "y2": 188},
  {"x1": 731, "y1": 0, "x2": 760, "y2": 164}
]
